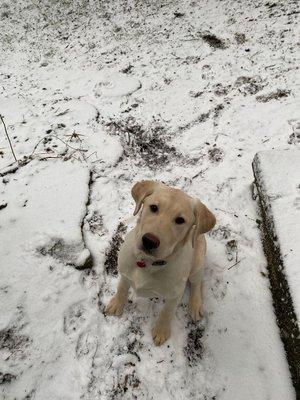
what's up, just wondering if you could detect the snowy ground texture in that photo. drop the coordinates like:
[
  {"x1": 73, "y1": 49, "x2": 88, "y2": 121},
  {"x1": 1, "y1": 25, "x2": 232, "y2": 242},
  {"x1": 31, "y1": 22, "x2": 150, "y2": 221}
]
[{"x1": 0, "y1": 0, "x2": 299, "y2": 399}]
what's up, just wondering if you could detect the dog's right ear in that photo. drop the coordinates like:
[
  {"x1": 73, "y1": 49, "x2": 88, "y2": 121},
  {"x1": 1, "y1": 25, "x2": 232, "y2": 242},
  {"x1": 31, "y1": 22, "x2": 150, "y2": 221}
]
[{"x1": 131, "y1": 180, "x2": 158, "y2": 216}]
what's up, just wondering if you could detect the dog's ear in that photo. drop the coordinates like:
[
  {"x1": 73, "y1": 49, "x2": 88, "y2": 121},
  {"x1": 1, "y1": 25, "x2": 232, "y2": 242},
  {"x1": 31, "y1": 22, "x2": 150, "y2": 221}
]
[
  {"x1": 131, "y1": 180, "x2": 158, "y2": 215},
  {"x1": 192, "y1": 200, "x2": 216, "y2": 247}
]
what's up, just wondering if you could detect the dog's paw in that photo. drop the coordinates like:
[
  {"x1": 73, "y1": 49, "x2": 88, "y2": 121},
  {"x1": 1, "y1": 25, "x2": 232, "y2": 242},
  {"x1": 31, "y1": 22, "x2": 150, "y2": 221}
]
[
  {"x1": 188, "y1": 297, "x2": 204, "y2": 322},
  {"x1": 152, "y1": 323, "x2": 171, "y2": 346},
  {"x1": 105, "y1": 295, "x2": 125, "y2": 316}
]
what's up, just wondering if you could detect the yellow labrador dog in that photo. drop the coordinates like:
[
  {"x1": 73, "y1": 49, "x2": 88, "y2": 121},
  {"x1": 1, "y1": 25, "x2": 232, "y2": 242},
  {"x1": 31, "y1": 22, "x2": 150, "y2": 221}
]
[{"x1": 106, "y1": 180, "x2": 216, "y2": 346}]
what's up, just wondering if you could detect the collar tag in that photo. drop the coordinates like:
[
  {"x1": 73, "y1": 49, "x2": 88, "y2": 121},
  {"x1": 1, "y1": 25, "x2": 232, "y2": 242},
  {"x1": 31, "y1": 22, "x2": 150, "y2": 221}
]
[
  {"x1": 136, "y1": 260, "x2": 146, "y2": 268},
  {"x1": 152, "y1": 260, "x2": 167, "y2": 266}
]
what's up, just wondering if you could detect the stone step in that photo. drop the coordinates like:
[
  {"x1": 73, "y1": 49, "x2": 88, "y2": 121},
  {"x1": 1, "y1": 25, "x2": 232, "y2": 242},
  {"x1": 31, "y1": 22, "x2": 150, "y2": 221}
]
[{"x1": 253, "y1": 149, "x2": 300, "y2": 396}]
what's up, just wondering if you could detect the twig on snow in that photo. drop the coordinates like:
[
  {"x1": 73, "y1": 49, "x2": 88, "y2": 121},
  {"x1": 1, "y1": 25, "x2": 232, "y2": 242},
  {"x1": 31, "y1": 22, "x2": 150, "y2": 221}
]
[
  {"x1": 228, "y1": 257, "x2": 245, "y2": 270},
  {"x1": 85, "y1": 151, "x2": 97, "y2": 160},
  {"x1": 215, "y1": 207, "x2": 238, "y2": 218},
  {"x1": 0, "y1": 114, "x2": 18, "y2": 163},
  {"x1": 31, "y1": 133, "x2": 88, "y2": 158}
]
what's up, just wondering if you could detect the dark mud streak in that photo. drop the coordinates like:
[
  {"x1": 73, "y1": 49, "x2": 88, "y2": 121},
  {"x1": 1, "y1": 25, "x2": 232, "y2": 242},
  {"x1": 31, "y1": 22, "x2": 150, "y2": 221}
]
[
  {"x1": 0, "y1": 158, "x2": 31, "y2": 178},
  {"x1": 184, "y1": 322, "x2": 205, "y2": 366},
  {"x1": 256, "y1": 89, "x2": 290, "y2": 102},
  {"x1": 235, "y1": 76, "x2": 265, "y2": 96},
  {"x1": 0, "y1": 372, "x2": 17, "y2": 384},
  {"x1": 79, "y1": 169, "x2": 94, "y2": 269},
  {"x1": 178, "y1": 104, "x2": 225, "y2": 133},
  {"x1": 0, "y1": 203, "x2": 7, "y2": 210},
  {"x1": 201, "y1": 33, "x2": 227, "y2": 49},
  {"x1": 252, "y1": 154, "x2": 300, "y2": 396},
  {"x1": 104, "y1": 222, "x2": 127, "y2": 276},
  {"x1": 178, "y1": 112, "x2": 210, "y2": 132}
]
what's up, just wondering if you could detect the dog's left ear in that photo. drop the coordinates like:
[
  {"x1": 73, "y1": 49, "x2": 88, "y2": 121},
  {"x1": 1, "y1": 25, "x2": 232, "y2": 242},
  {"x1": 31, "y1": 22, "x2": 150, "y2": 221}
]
[
  {"x1": 131, "y1": 180, "x2": 158, "y2": 216},
  {"x1": 192, "y1": 200, "x2": 216, "y2": 247}
]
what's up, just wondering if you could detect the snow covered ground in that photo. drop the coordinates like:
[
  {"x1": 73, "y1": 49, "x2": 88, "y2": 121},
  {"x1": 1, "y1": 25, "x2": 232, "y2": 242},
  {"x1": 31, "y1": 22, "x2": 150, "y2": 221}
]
[{"x1": 0, "y1": 0, "x2": 299, "y2": 399}]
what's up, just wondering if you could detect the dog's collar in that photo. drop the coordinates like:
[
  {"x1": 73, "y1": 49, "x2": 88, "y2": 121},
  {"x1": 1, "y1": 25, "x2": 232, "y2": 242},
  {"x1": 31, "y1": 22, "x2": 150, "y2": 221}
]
[
  {"x1": 136, "y1": 259, "x2": 167, "y2": 268},
  {"x1": 152, "y1": 260, "x2": 167, "y2": 266}
]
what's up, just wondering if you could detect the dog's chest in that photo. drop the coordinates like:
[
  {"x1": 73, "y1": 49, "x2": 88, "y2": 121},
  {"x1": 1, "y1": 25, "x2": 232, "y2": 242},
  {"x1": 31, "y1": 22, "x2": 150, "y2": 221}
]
[
  {"x1": 118, "y1": 232, "x2": 192, "y2": 299},
  {"x1": 127, "y1": 266, "x2": 188, "y2": 299}
]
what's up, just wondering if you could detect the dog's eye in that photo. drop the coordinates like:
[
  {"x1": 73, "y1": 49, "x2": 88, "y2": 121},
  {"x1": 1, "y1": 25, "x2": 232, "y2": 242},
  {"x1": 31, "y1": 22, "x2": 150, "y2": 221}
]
[
  {"x1": 150, "y1": 204, "x2": 158, "y2": 213},
  {"x1": 175, "y1": 217, "x2": 185, "y2": 224}
]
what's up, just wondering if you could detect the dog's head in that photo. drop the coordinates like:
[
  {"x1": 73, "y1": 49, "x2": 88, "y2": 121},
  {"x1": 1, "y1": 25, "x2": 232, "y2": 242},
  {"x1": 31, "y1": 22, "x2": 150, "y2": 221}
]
[{"x1": 132, "y1": 180, "x2": 216, "y2": 260}]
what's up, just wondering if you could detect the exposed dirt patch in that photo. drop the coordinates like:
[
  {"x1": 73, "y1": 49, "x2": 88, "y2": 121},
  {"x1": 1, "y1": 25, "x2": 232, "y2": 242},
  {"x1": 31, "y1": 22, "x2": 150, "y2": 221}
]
[
  {"x1": 0, "y1": 328, "x2": 31, "y2": 357},
  {"x1": 189, "y1": 90, "x2": 204, "y2": 98},
  {"x1": 37, "y1": 237, "x2": 92, "y2": 269},
  {"x1": 256, "y1": 89, "x2": 290, "y2": 102},
  {"x1": 213, "y1": 83, "x2": 231, "y2": 96},
  {"x1": 201, "y1": 33, "x2": 227, "y2": 49},
  {"x1": 184, "y1": 322, "x2": 205, "y2": 366},
  {"x1": 104, "y1": 222, "x2": 127, "y2": 275},
  {"x1": 235, "y1": 32, "x2": 246, "y2": 44},
  {"x1": 0, "y1": 372, "x2": 17, "y2": 384},
  {"x1": 174, "y1": 11, "x2": 185, "y2": 18},
  {"x1": 179, "y1": 102, "x2": 226, "y2": 133},
  {"x1": 288, "y1": 131, "x2": 300, "y2": 145},
  {"x1": 212, "y1": 104, "x2": 225, "y2": 126},
  {"x1": 210, "y1": 225, "x2": 231, "y2": 240},
  {"x1": 226, "y1": 239, "x2": 238, "y2": 261},
  {"x1": 105, "y1": 117, "x2": 182, "y2": 169},
  {"x1": 178, "y1": 112, "x2": 210, "y2": 132},
  {"x1": 109, "y1": 372, "x2": 140, "y2": 399},
  {"x1": 86, "y1": 210, "x2": 107, "y2": 236},
  {"x1": 120, "y1": 64, "x2": 134, "y2": 74},
  {"x1": 23, "y1": 389, "x2": 36, "y2": 399},
  {"x1": 208, "y1": 147, "x2": 224, "y2": 163},
  {"x1": 38, "y1": 238, "x2": 72, "y2": 258},
  {"x1": 0, "y1": 202, "x2": 7, "y2": 210},
  {"x1": 182, "y1": 55, "x2": 201, "y2": 65},
  {"x1": 235, "y1": 76, "x2": 265, "y2": 95}
]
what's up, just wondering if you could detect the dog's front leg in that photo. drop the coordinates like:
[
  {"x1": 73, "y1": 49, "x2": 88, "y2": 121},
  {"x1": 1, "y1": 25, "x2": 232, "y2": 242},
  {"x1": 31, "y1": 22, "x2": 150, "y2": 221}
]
[
  {"x1": 152, "y1": 297, "x2": 179, "y2": 346},
  {"x1": 106, "y1": 276, "x2": 130, "y2": 316},
  {"x1": 188, "y1": 281, "x2": 203, "y2": 322}
]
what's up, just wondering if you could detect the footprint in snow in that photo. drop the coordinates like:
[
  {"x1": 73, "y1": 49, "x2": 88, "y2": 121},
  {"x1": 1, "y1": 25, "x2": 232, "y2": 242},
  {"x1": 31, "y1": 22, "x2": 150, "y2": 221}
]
[
  {"x1": 95, "y1": 72, "x2": 141, "y2": 97},
  {"x1": 76, "y1": 331, "x2": 98, "y2": 360},
  {"x1": 63, "y1": 301, "x2": 87, "y2": 335}
]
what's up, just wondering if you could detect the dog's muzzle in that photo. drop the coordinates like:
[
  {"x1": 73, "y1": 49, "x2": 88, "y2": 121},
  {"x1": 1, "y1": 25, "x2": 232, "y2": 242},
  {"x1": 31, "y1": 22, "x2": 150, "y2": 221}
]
[{"x1": 142, "y1": 233, "x2": 160, "y2": 251}]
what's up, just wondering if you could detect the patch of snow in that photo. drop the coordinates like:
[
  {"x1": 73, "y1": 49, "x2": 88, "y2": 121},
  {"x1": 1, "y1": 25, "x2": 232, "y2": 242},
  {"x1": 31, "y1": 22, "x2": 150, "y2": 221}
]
[{"x1": 0, "y1": 159, "x2": 93, "y2": 399}]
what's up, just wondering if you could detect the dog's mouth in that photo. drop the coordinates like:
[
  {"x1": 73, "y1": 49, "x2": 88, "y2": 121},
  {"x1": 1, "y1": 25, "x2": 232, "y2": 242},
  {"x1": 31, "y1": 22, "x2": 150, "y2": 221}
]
[
  {"x1": 137, "y1": 245, "x2": 174, "y2": 263},
  {"x1": 137, "y1": 246, "x2": 157, "y2": 260}
]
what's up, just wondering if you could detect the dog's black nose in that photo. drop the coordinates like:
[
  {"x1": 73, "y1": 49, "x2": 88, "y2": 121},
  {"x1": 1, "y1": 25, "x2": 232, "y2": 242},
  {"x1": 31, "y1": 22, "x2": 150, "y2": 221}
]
[{"x1": 142, "y1": 233, "x2": 160, "y2": 250}]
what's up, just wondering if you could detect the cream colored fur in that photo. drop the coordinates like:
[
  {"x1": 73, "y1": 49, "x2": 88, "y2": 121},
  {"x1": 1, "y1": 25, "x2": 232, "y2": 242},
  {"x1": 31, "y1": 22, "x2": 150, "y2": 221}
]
[{"x1": 106, "y1": 181, "x2": 216, "y2": 346}]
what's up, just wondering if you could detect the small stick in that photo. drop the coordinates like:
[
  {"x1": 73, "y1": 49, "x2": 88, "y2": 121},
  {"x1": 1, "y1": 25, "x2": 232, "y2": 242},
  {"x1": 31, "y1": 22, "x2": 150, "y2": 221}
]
[
  {"x1": 228, "y1": 257, "x2": 245, "y2": 270},
  {"x1": 0, "y1": 114, "x2": 18, "y2": 163},
  {"x1": 215, "y1": 207, "x2": 238, "y2": 218},
  {"x1": 31, "y1": 133, "x2": 88, "y2": 157},
  {"x1": 85, "y1": 150, "x2": 97, "y2": 160}
]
